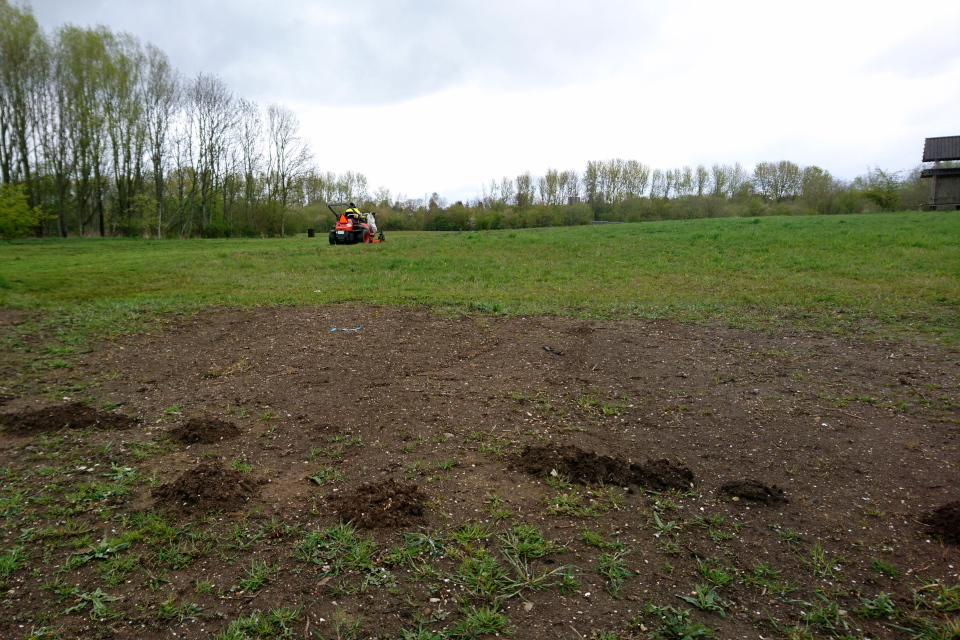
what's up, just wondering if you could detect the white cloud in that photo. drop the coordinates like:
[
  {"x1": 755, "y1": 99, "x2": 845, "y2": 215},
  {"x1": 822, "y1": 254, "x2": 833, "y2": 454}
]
[{"x1": 28, "y1": 0, "x2": 960, "y2": 200}]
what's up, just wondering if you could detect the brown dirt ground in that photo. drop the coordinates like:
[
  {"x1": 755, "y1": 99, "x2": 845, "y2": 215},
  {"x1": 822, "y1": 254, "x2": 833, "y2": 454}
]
[{"x1": 0, "y1": 304, "x2": 958, "y2": 639}]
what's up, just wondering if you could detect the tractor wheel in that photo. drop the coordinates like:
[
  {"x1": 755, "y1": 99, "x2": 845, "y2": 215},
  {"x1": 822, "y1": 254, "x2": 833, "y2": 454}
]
[
  {"x1": 329, "y1": 231, "x2": 336, "y2": 245},
  {"x1": 362, "y1": 230, "x2": 371, "y2": 243}
]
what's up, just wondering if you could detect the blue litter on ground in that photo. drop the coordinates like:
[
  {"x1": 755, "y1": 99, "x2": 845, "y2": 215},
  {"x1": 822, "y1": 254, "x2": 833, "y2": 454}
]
[{"x1": 330, "y1": 326, "x2": 363, "y2": 332}]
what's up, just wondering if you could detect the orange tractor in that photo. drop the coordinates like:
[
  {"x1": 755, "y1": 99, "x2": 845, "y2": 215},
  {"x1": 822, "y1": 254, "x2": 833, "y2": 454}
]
[{"x1": 328, "y1": 202, "x2": 385, "y2": 245}]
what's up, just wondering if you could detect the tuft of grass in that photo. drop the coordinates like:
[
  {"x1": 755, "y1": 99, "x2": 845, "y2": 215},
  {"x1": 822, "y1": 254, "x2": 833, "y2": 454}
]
[
  {"x1": 453, "y1": 522, "x2": 492, "y2": 546},
  {"x1": 913, "y1": 579, "x2": 960, "y2": 615},
  {"x1": 293, "y1": 521, "x2": 381, "y2": 584},
  {"x1": 858, "y1": 591, "x2": 896, "y2": 619},
  {"x1": 596, "y1": 549, "x2": 632, "y2": 597},
  {"x1": 484, "y1": 492, "x2": 514, "y2": 521},
  {"x1": 448, "y1": 604, "x2": 512, "y2": 639},
  {"x1": 646, "y1": 605, "x2": 716, "y2": 639},
  {"x1": 678, "y1": 583, "x2": 729, "y2": 618},
  {"x1": 155, "y1": 597, "x2": 204, "y2": 624},
  {"x1": 870, "y1": 556, "x2": 901, "y2": 577},
  {"x1": 799, "y1": 593, "x2": 848, "y2": 633},
  {"x1": 234, "y1": 558, "x2": 278, "y2": 593},
  {"x1": 308, "y1": 465, "x2": 344, "y2": 486},
  {"x1": 769, "y1": 524, "x2": 803, "y2": 543},
  {"x1": 0, "y1": 545, "x2": 27, "y2": 584},
  {"x1": 63, "y1": 588, "x2": 123, "y2": 620},
  {"x1": 229, "y1": 458, "x2": 253, "y2": 473},
  {"x1": 214, "y1": 606, "x2": 303, "y2": 640},
  {"x1": 741, "y1": 561, "x2": 798, "y2": 594},
  {"x1": 803, "y1": 541, "x2": 846, "y2": 579},
  {"x1": 455, "y1": 549, "x2": 509, "y2": 598},
  {"x1": 695, "y1": 558, "x2": 735, "y2": 587},
  {"x1": 498, "y1": 522, "x2": 562, "y2": 559}
]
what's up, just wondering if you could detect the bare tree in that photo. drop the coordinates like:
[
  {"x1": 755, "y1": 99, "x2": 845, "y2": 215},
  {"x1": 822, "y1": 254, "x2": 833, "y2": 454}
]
[
  {"x1": 265, "y1": 103, "x2": 311, "y2": 237},
  {"x1": 710, "y1": 164, "x2": 728, "y2": 197},
  {"x1": 236, "y1": 97, "x2": 263, "y2": 229},
  {"x1": 498, "y1": 176, "x2": 515, "y2": 207},
  {"x1": 189, "y1": 73, "x2": 233, "y2": 231},
  {"x1": 169, "y1": 103, "x2": 197, "y2": 236},
  {"x1": 143, "y1": 43, "x2": 178, "y2": 238},
  {"x1": 728, "y1": 162, "x2": 749, "y2": 199},
  {"x1": 559, "y1": 169, "x2": 580, "y2": 203},
  {"x1": 623, "y1": 160, "x2": 650, "y2": 198},
  {"x1": 753, "y1": 160, "x2": 802, "y2": 201},
  {"x1": 0, "y1": 1, "x2": 46, "y2": 206},
  {"x1": 57, "y1": 25, "x2": 111, "y2": 236},
  {"x1": 694, "y1": 164, "x2": 710, "y2": 197},
  {"x1": 515, "y1": 171, "x2": 534, "y2": 208},
  {"x1": 36, "y1": 34, "x2": 72, "y2": 236},
  {"x1": 103, "y1": 31, "x2": 147, "y2": 232},
  {"x1": 650, "y1": 169, "x2": 665, "y2": 199}
]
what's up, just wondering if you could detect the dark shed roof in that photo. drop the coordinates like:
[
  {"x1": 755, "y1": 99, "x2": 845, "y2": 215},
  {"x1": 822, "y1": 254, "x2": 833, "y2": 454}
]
[{"x1": 923, "y1": 136, "x2": 960, "y2": 162}]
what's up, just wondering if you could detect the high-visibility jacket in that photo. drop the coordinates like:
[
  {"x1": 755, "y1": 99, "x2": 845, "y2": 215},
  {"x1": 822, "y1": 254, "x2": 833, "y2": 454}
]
[{"x1": 344, "y1": 206, "x2": 362, "y2": 218}]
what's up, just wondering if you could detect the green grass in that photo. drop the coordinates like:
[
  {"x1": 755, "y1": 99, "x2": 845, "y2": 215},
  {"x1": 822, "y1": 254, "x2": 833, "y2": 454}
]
[{"x1": 1, "y1": 212, "x2": 959, "y2": 349}]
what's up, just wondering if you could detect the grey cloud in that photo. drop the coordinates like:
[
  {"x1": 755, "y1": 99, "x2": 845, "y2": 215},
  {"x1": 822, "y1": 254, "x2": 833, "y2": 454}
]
[{"x1": 30, "y1": 0, "x2": 662, "y2": 106}]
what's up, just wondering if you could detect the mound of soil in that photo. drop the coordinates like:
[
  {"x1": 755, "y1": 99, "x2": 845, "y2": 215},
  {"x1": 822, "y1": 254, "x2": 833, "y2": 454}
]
[
  {"x1": 0, "y1": 402, "x2": 137, "y2": 435},
  {"x1": 718, "y1": 479, "x2": 787, "y2": 504},
  {"x1": 168, "y1": 416, "x2": 240, "y2": 445},
  {"x1": 152, "y1": 462, "x2": 258, "y2": 514},
  {"x1": 518, "y1": 445, "x2": 695, "y2": 492},
  {"x1": 330, "y1": 479, "x2": 427, "y2": 529},
  {"x1": 634, "y1": 458, "x2": 696, "y2": 492},
  {"x1": 923, "y1": 501, "x2": 960, "y2": 541}
]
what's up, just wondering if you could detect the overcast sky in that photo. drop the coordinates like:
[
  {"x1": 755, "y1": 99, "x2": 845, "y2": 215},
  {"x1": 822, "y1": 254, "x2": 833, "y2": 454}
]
[{"x1": 30, "y1": 0, "x2": 960, "y2": 202}]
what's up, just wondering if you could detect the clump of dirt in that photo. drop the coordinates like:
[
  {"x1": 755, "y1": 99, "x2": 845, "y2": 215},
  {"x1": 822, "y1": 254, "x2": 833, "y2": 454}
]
[
  {"x1": 519, "y1": 445, "x2": 633, "y2": 485},
  {"x1": 0, "y1": 402, "x2": 137, "y2": 435},
  {"x1": 168, "y1": 416, "x2": 240, "y2": 445},
  {"x1": 330, "y1": 479, "x2": 427, "y2": 529},
  {"x1": 923, "y1": 501, "x2": 960, "y2": 541},
  {"x1": 718, "y1": 479, "x2": 787, "y2": 504},
  {"x1": 518, "y1": 445, "x2": 694, "y2": 492},
  {"x1": 152, "y1": 462, "x2": 259, "y2": 514},
  {"x1": 634, "y1": 458, "x2": 696, "y2": 492}
]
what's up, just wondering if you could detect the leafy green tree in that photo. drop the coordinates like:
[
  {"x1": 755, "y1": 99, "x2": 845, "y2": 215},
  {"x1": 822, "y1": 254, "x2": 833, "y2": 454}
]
[
  {"x1": 859, "y1": 166, "x2": 902, "y2": 211},
  {"x1": 0, "y1": 183, "x2": 41, "y2": 238}
]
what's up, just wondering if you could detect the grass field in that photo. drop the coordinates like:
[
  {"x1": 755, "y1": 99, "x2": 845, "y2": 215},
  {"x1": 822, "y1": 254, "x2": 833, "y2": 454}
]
[
  {"x1": 1, "y1": 211, "x2": 959, "y2": 346},
  {"x1": 1, "y1": 212, "x2": 959, "y2": 639}
]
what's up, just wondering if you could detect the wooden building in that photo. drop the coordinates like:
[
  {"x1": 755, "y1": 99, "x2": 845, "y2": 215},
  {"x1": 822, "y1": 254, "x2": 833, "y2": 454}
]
[{"x1": 920, "y1": 136, "x2": 960, "y2": 210}]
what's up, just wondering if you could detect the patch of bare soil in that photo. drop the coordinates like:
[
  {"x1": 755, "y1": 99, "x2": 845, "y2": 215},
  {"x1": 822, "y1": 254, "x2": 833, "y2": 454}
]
[
  {"x1": 518, "y1": 444, "x2": 694, "y2": 491},
  {"x1": 151, "y1": 462, "x2": 259, "y2": 514},
  {"x1": 0, "y1": 402, "x2": 137, "y2": 435},
  {"x1": 0, "y1": 304, "x2": 958, "y2": 640},
  {"x1": 924, "y1": 501, "x2": 960, "y2": 540},
  {"x1": 168, "y1": 416, "x2": 240, "y2": 444},
  {"x1": 718, "y1": 478, "x2": 787, "y2": 504},
  {"x1": 330, "y1": 479, "x2": 427, "y2": 529}
]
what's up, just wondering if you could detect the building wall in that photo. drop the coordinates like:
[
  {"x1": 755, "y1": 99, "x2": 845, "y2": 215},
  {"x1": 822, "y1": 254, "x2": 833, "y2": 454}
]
[{"x1": 933, "y1": 176, "x2": 960, "y2": 206}]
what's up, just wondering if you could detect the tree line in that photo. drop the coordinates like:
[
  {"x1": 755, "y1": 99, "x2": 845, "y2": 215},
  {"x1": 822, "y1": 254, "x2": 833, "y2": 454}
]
[
  {"x1": 0, "y1": 1, "x2": 375, "y2": 239},
  {"x1": 368, "y1": 161, "x2": 928, "y2": 232},
  {"x1": 0, "y1": 1, "x2": 933, "y2": 239}
]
